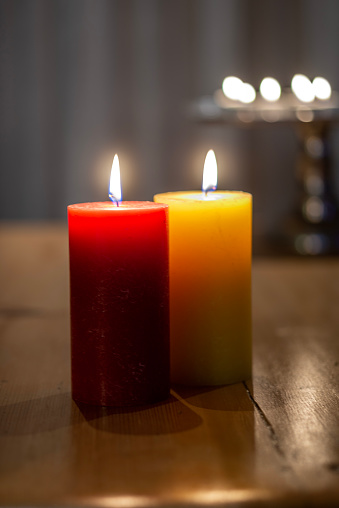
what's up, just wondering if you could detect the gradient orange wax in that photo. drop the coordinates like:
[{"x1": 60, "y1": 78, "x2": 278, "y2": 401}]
[{"x1": 154, "y1": 191, "x2": 252, "y2": 386}]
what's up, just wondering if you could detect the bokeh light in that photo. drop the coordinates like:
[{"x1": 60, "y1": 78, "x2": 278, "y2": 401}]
[
  {"x1": 312, "y1": 77, "x2": 331, "y2": 100},
  {"x1": 291, "y1": 74, "x2": 315, "y2": 103},
  {"x1": 260, "y1": 77, "x2": 281, "y2": 102}
]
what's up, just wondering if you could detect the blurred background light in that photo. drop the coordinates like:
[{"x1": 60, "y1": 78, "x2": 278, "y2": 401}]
[
  {"x1": 260, "y1": 77, "x2": 281, "y2": 102},
  {"x1": 295, "y1": 233, "x2": 327, "y2": 255},
  {"x1": 238, "y1": 83, "x2": 256, "y2": 104},
  {"x1": 312, "y1": 76, "x2": 332, "y2": 100},
  {"x1": 222, "y1": 76, "x2": 243, "y2": 101},
  {"x1": 291, "y1": 74, "x2": 315, "y2": 103},
  {"x1": 295, "y1": 106, "x2": 314, "y2": 122}
]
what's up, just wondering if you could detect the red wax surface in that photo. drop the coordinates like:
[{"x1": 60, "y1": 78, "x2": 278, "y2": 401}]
[{"x1": 68, "y1": 202, "x2": 170, "y2": 406}]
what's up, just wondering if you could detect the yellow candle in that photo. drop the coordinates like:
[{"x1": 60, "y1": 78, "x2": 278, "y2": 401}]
[{"x1": 154, "y1": 152, "x2": 252, "y2": 386}]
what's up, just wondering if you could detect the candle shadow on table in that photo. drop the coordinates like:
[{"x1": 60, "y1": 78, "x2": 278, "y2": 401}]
[
  {"x1": 76, "y1": 392, "x2": 203, "y2": 435},
  {"x1": 172, "y1": 381, "x2": 254, "y2": 411},
  {"x1": 0, "y1": 390, "x2": 202, "y2": 436},
  {"x1": 0, "y1": 391, "x2": 74, "y2": 436},
  {"x1": 173, "y1": 382, "x2": 256, "y2": 483}
]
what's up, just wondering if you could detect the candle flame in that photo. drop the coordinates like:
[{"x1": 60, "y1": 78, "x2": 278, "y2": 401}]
[
  {"x1": 109, "y1": 154, "x2": 122, "y2": 205},
  {"x1": 202, "y1": 150, "x2": 217, "y2": 194}
]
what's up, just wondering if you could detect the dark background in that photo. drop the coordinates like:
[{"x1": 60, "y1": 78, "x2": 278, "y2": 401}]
[{"x1": 1, "y1": 0, "x2": 339, "y2": 241}]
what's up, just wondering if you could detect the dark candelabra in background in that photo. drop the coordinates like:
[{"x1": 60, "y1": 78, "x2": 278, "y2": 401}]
[
  {"x1": 190, "y1": 74, "x2": 339, "y2": 255},
  {"x1": 290, "y1": 120, "x2": 339, "y2": 255}
]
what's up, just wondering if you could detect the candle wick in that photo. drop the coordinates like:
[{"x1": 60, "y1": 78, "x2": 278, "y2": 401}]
[
  {"x1": 109, "y1": 194, "x2": 120, "y2": 207},
  {"x1": 203, "y1": 185, "x2": 216, "y2": 197}
]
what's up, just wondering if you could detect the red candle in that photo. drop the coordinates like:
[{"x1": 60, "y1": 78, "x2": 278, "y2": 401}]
[{"x1": 68, "y1": 157, "x2": 170, "y2": 406}]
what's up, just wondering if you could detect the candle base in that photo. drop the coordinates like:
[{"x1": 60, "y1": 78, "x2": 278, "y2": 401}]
[
  {"x1": 170, "y1": 353, "x2": 252, "y2": 387},
  {"x1": 170, "y1": 369, "x2": 252, "y2": 387}
]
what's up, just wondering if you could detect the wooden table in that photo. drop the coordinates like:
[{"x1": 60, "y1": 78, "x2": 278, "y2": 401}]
[{"x1": 1, "y1": 223, "x2": 339, "y2": 507}]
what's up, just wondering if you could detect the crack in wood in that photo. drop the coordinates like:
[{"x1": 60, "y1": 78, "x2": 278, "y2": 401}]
[{"x1": 243, "y1": 381, "x2": 285, "y2": 459}]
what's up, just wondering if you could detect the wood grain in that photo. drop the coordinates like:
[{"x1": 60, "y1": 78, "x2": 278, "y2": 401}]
[{"x1": 0, "y1": 224, "x2": 339, "y2": 507}]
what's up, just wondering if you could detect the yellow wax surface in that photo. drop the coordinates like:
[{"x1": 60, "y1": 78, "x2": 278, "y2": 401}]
[{"x1": 154, "y1": 191, "x2": 252, "y2": 386}]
